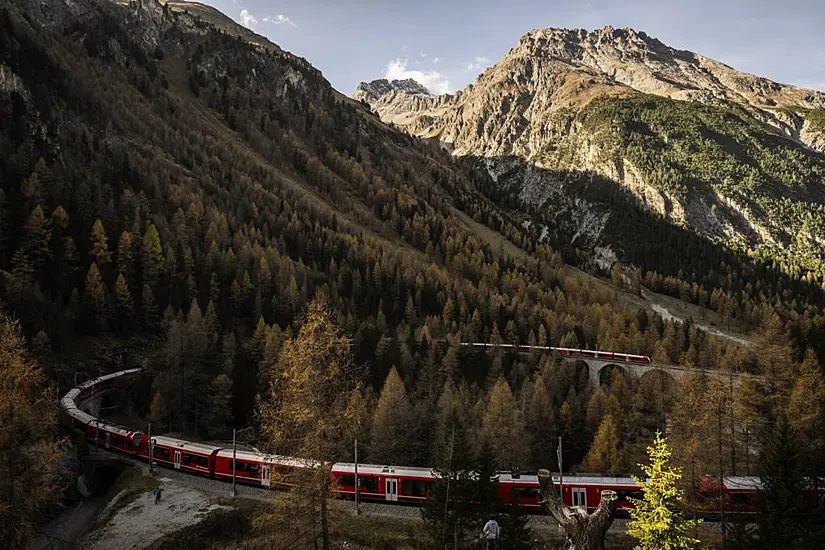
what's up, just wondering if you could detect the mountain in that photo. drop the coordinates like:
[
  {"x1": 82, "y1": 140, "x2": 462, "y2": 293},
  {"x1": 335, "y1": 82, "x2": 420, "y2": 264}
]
[
  {"x1": 5, "y1": 1, "x2": 825, "y2": 546},
  {"x1": 354, "y1": 77, "x2": 432, "y2": 101},
  {"x1": 355, "y1": 26, "x2": 825, "y2": 279}
]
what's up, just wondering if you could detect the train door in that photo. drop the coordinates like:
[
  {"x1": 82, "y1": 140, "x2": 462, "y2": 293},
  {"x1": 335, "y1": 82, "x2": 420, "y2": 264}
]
[
  {"x1": 105, "y1": 432, "x2": 111, "y2": 449},
  {"x1": 261, "y1": 465, "x2": 271, "y2": 487},
  {"x1": 385, "y1": 478, "x2": 398, "y2": 502},
  {"x1": 572, "y1": 487, "x2": 587, "y2": 509},
  {"x1": 174, "y1": 450, "x2": 181, "y2": 470}
]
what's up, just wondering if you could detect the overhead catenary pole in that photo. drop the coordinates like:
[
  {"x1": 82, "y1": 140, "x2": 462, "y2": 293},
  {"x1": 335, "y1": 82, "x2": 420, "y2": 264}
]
[
  {"x1": 148, "y1": 422, "x2": 153, "y2": 475},
  {"x1": 232, "y1": 426, "x2": 254, "y2": 498},
  {"x1": 232, "y1": 428, "x2": 237, "y2": 497},
  {"x1": 557, "y1": 436, "x2": 563, "y2": 501},
  {"x1": 354, "y1": 438, "x2": 360, "y2": 516}
]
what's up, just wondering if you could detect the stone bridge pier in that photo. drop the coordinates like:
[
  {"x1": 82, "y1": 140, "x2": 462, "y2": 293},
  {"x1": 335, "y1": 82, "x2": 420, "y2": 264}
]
[{"x1": 575, "y1": 358, "x2": 736, "y2": 389}]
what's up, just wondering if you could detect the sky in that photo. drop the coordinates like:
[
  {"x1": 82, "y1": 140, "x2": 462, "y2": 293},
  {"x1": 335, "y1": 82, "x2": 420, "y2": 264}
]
[{"x1": 213, "y1": 0, "x2": 825, "y2": 97}]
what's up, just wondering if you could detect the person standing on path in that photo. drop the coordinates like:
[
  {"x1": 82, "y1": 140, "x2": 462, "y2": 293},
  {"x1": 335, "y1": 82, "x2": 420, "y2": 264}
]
[
  {"x1": 154, "y1": 486, "x2": 162, "y2": 504},
  {"x1": 482, "y1": 516, "x2": 501, "y2": 550}
]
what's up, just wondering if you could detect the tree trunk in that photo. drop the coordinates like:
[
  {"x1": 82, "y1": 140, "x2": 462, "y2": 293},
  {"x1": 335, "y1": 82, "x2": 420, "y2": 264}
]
[
  {"x1": 320, "y1": 477, "x2": 330, "y2": 550},
  {"x1": 538, "y1": 469, "x2": 617, "y2": 550}
]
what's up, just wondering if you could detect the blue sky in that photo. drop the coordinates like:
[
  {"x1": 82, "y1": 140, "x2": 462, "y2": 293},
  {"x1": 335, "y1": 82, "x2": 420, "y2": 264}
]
[{"x1": 217, "y1": 0, "x2": 825, "y2": 96}]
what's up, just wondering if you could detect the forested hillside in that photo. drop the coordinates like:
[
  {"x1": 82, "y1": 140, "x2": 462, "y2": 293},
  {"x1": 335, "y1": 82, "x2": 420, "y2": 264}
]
[{"x1": 1, "y1": 0, "x2": 824, "y2": 504}]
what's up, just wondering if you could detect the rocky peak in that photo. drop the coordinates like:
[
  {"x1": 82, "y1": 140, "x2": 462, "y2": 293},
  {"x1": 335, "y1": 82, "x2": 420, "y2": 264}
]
[{"x1": 354, "y1": 78, "x2": 432, "y2": 101}]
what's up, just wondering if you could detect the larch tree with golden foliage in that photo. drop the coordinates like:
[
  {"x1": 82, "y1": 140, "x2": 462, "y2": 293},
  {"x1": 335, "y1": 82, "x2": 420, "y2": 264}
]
[
  {"x1": 370, "y1": 366, "x2": 414, "y2": 465},
  {"x1": 256, "y1": 296, "x2": 365, "y2": 550},
  {"x1": 0, "y1": 316, "x2": 63, "y2": 549},
  {"x1": 581, "y1": 414, "x2": 628, "y2": 474}
]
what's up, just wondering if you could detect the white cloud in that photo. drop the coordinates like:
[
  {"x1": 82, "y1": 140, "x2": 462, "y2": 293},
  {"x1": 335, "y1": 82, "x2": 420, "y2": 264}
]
[
  {"x1": 384, "y1": 58, "x2": 451, "y2": 95},
  {"x1": 263, "y1": 14, "x2": 296, "y2": 27},
  {"x1": 239, "y1": 9, "x2": 258, "y2": 30},
  {"x1": 433, "y1": 57, "x2": 440, "y2": 64},
  {"x1": 466, "y1": 56, "x2": 490, "y2": 71},
  {"x1": 420, "y1": 52, "x2": 427, "y2": 58}
]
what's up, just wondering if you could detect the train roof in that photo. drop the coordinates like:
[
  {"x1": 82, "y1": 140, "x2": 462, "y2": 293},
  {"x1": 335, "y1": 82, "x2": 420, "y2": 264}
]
[
  {"x1": 333, "y1": 462, "x2": 435, "y2": 478},
  {"x1": 96, "y1": 421, "x2": 142, "y2": 437},
  {"x1": 216, "y1": 449, "x2": 326, "y2": 468},
  {"x1": 724, "y1": 476, "x2": 762, "y2": 490},
  {"x1": 65, "y1": 406, "x2": 96, "y2": 425},
  {"x1": 76, "y1": 368, "x2": 143, "y2": 392},
  {"x1": 151, "y1": 436, "x2": 223, "y2": 454}
]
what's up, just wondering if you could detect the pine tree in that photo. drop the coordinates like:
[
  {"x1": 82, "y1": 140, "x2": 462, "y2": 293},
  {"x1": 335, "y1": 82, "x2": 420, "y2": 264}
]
[
  {"x1": 626, "y1": 431, "x2": 702, "y2": 550},
  {"x1": 755, "y1": 417, "x2": 825, "y2": 549},
  {"x1": 116, "y1": 231, "x2": 133, "y2": 276},
  {"x1": 148, "y1": 390, "x2": 168, "y2": 432},
  {"x1": 787, "y1": 347, "x2": 825, "y2": 480},
  {"x1": 481, "y1": 378, "x2": 528, "y2": 471},
  {"x1": 84, "y1": 263, "x2": 107, "y2": 331},
  {"x1": 421, "y1": 408, "x2": 481, "y2": 548},
  {"x1": 581, "y1": 414, "x2": 628, "y2": 474},
  {"x1": 141, "y1": 223, "x2": 164, "y2": 285},
  {"x1": 203, "y1": 373, "x2": 233, "y2": 437},
  {"x1": 114, "y1": 273, "x2": 133, "y2": 330},
  {"x1": 370, "y1": 366, "x2": 414, "y2": 465},
  {"x1": 90, "y1": 218, "x2": 111, "y2": 267},
  {"x1": 499, "y1": 489, "x2": 533, "y2": 550},
  {"x1": 0, "y1": 316, "x2": 62, "y2": 548}
]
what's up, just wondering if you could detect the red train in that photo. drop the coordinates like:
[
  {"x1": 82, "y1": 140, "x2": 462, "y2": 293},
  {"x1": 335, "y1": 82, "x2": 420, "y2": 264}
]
[
  {"x1": 64, "y1": 368, "x2": 797, "y2": 517},
  {"x1": 459, "y1": 343, "x2": 652, "y2": 365}
]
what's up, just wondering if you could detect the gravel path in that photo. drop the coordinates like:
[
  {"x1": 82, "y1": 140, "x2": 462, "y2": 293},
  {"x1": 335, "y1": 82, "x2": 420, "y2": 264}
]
[{"x1": 80, "y1": 467, "x2": 229, "y2": 550}]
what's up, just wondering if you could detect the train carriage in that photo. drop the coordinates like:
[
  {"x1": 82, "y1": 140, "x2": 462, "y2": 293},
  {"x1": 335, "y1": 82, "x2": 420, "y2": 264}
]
[
  {"x1": 332, "y1": 463, "x2": 434, "y2": 504},
  {"x1": 144, "y1": 436, "x2": 222, "y2": 476},
  {"x1": 87, "y1": 421, "x2": 145, "y2": 456}
]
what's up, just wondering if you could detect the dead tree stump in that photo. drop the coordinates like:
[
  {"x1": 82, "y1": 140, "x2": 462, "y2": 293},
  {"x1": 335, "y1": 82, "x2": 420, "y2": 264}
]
[{"x1": 538, "y1": 469, "x2": 618, "y2": 550}]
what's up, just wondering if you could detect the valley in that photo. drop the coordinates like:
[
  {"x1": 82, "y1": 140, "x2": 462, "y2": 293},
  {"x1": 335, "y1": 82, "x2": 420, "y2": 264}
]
[{"x1": 1, "y1": 0, "x2": 824, "y2": 548}]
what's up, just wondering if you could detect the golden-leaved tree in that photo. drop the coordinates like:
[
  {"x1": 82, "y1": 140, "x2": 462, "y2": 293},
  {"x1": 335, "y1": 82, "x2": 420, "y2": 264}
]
[
  {"x1": 256, "y1": 296, "x2": 366, "y2": 550},
  {"x1": 0, "y1": 316, "x2": 63, "y2": 549}
]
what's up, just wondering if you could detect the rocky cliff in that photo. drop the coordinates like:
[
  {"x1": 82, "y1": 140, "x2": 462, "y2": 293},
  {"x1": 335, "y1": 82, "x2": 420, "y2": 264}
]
[{"x1": 355, "y1": 26, "x2": 825, "y2": 276}]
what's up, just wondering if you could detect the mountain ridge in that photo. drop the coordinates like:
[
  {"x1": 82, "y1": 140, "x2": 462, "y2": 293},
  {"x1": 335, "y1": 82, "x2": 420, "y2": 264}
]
[{"x1": 354, "y1": 25, "x2": 825, "y2": 279}]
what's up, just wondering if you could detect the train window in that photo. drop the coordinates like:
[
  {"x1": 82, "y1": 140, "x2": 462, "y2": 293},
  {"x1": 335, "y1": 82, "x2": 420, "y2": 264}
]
[
  {"x1": 729, "y1": 493, "x2": 753, "y2": 506},
  {"x1": 617, "y1": 490, "x2": 644, "y2": 502},
  {"x1": 184, "y1": 453, "x2": 209, "y2": 468},
  {"x1": 401, "y1": 479, "x2": 429, "y2": 497},
  {"x1": 229, "y1": 460, "x2": 260, "y2": 476},
  {"x1": 518, "y1": 488, "x2": 542, "y2": 500},
  {"x1": 360, "y1": 476, "x2": 379, "y2": 493},
  {"x1": 413, "y1": 480, "x2": 429, "y2": 497},
  {"x1": 154, "y1": 447, "x2": 171, "y2": 461},
  {"x1": 337, "y1": 475, "x2": 355, "y2": 487}
]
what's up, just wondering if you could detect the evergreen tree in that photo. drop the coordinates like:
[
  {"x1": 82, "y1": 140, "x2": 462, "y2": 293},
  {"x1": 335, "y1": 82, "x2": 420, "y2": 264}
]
[
  {"x1": 626, "y1": 431, "x2": 702, "y2": 550},
  {"x1": 755, "y1": 417, "x2": 825, "y2": 549},
  {"x1": 787, "y1": 347, "x2": 825, "y2": 480},
  {"x1": 90, "y1": 218, "x2": 111, "y2": 267},
  {"x1": 141, "y1": 223, "x2": 164, "y2": 285},
  {"x1": 370, "y1": 366, "x2": 414, "y2": 465},
  {"x1": 116, "y1": 230, "x2": 133, "y2": 276},
  {"x1": 114, "y1": 273, "x2": 133, "y2": 331},
  {"x1": 421, "y1": 408, "x2": 480, "y2": 548},
  {"x1": 498, "y1": 489, "x2": 533, "y2": 550}
]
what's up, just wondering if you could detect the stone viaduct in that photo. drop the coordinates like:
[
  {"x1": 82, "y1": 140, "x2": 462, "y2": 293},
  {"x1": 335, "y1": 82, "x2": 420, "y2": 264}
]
[{"x1": 458, "y1": 342, "x2": 748, "y2": 388}]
